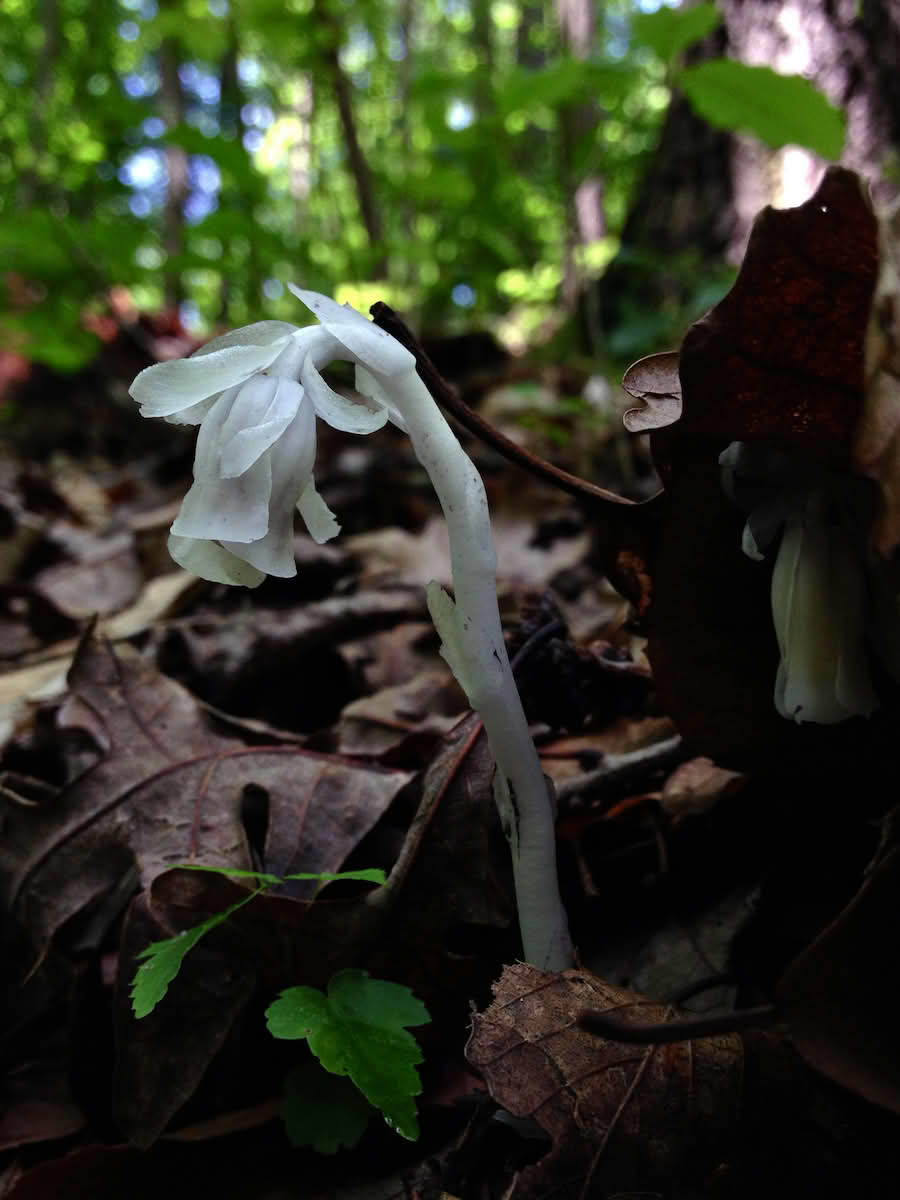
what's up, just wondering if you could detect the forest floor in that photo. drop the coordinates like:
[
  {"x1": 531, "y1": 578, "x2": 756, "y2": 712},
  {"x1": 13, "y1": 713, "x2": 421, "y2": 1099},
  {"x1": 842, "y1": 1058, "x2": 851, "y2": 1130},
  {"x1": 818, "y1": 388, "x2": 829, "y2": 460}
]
[{"x1": 1, "y1": 323, "x2": 898, "y2": 1199}]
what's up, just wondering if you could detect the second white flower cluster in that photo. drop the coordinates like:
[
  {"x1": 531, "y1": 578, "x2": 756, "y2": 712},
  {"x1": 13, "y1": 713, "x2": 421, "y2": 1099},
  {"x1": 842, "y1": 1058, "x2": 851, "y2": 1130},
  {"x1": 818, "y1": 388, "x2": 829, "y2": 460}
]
[{"x1": 129, "y1": 286, "x2": 416, "y2": 587}]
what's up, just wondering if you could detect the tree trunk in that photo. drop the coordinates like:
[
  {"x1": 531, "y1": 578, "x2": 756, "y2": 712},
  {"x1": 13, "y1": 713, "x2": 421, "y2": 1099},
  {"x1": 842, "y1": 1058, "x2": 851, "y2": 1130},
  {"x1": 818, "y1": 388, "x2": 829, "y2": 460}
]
[
  {"x1": 158, "y1": 0, "x2": 188, "y2": 311},
  {"x1": 557, "y1": 0, "x2": 606, "y2": 319},
  {"x1": 315, "y1": 0, "x2": 386, "y2": 278}
]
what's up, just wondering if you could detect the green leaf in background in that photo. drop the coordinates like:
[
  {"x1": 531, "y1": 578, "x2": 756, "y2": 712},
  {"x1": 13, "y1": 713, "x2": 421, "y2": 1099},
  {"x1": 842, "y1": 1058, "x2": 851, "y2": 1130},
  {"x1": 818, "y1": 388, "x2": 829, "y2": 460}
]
[
  {"x1": 678, "y1": 60, "x2": 845, "y2": 159},
  {"x1": 265, "y1": 968, "x2": 431, "y2": 1140},
  {"x1": 281, "y1": 1061, "x2": 374, "y2": 1153},
  {"x1": 632, "y1": 2, "x2": 722, "y2": 62},
  {"x1": 130, "y1": 868, "x2": 386, "y2": 1018},
  {"x1": 130, "y1": 887, "x2": 263, "y2": 1019}
]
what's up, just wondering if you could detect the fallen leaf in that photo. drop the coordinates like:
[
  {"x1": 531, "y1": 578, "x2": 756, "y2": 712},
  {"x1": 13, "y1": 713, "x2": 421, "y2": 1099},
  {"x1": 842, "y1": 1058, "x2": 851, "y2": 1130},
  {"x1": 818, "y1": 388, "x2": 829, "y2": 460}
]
[
  {"x1": 621, "y1": 350, "x2": 682, "y2": 433},
  {"x1": 466, "y1": 962, "x2": 742, "y2": 1197},
  {"x1": 0, "y1": 633, "x2": 413, "y2": 952},
  {"x1": 660, "y1": 755, "x2": 745, "y2": 819},
  {"x1": 334, "y1": 668, "x2": 467, "y2": 760},
  {"x1": 33, "y1": 531, "x2": 142, "y2": 619},
  {"x1": 0, "y1": 1069, "x2": 84, "y2": 1151}
]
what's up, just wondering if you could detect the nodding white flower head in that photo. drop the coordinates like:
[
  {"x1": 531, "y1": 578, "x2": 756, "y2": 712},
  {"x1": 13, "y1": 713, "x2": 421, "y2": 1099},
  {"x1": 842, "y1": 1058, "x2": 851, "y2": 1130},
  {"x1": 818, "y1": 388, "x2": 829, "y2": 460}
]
[
  {"x1": 129, "y1": 287, "x2": 416, "y2": 587},
  {"x1": 720, "y1": 441, "x2": 883, "y2": 724}
]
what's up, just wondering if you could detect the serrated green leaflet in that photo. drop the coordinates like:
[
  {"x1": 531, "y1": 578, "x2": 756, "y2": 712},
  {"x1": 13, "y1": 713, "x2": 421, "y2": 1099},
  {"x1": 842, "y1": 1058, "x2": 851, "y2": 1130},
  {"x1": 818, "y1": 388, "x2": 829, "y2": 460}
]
[
  {"x1": 679, "y1": 61, "x2": 845, "y2": 159},
  {"x1": 131, "y1": 887, "x2": 263, "y2": 1018},
  {"x1": 130, "y1": 867, "x2": 386, "y2": 1018},
  {"x1": 281, "y1": 1061, "x2": 374, "y2": 1153},
  {"x1": 266, "y1": 969, "x2": 431, "y2": 1140}
]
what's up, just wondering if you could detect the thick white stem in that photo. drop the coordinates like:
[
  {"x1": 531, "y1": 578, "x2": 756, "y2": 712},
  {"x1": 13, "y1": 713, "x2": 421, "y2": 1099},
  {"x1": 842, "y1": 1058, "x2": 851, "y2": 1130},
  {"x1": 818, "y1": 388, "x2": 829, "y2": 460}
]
[{"x1": 379, "y1": 368, "x2": 574, "y2": 970}]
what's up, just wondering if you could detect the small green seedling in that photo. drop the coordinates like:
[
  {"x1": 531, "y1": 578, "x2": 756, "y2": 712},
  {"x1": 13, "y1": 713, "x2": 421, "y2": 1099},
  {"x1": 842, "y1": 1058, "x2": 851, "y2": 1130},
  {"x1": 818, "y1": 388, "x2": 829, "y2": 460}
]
[
  {"x1": 130, "y1": 865, "x2": 431, "y2": 1149},
  {"x1": 267, "y1": 968, "x2": 431, "y2": 1141}
]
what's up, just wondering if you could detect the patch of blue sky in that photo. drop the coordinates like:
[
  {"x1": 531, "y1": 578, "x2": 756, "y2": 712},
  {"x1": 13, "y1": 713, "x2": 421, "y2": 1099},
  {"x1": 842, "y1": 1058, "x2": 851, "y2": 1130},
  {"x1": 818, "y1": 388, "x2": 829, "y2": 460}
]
[
  {"x1": 446, "y1": 99, "x2": 474, "y2": 130},
  {"x1": 451, "y1": 283, "x2": 476, "y2": 308},
  {"x1": 190, "y1": 155, "x2": 221, "y2": 194},
  {"x1": 179, "y1": 64, "x2": 221, "y2": 104},
  {"x1": 119, "y1": 147, "x2": 165, "y2": 189},
  {"x1": 185, "y1": 192, "x2": 218, "y2": 223}
]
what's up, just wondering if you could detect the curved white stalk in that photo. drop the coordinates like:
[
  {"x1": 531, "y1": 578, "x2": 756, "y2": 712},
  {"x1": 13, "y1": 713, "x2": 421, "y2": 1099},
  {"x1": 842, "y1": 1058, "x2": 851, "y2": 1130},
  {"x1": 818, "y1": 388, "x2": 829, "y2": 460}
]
[
  {"x1": 371, "y1": 368, "x2": 574, "y2": 971},
  {"x1": 131, "y1": 288, "x2": 574, "y2": 971}
]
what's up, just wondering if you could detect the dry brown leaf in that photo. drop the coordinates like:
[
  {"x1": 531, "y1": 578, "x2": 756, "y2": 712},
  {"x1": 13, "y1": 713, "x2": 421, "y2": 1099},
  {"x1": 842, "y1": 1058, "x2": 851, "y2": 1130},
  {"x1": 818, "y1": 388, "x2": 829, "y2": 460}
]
[
  {"x1": 335, "y1": 667, "x2": 467, "y2": 760},
  {"x1": 660, "y1": 755, "x2": 745, "y2": 819},
  {"x1": 33, "y1": 532, "x2": 142, "y2": 619},
  {"x1": 466, "y1": 962, "x2": 742, "y2": 1198},
  {"x1": 621, "y1": 350, "x2": 682, "y2": 433},
  {"x1": 0, "y1": 633, "x2": 412, "y2": 951}
]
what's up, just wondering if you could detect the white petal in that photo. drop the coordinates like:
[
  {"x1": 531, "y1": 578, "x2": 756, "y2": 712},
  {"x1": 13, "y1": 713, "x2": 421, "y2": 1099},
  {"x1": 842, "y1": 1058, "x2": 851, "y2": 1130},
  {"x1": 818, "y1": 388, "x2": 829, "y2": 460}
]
[
  {"x1": 168, "y1": 534, "x2": 266, "y2": 587},
  {"x1": 130, "y1": 336, "x2": 294, "y2": 418},
  {"x1": 300, "y1": 357, "x2": 388, "y2": 434},
  {"x1": 287, "y1": 284, "x2": 416, "y2": 377},
  {"x1": 163, "y1": 396, "x2": 218, "y2": 425},
  {"x1": 191, "y1": 321, "x2": 300, "y2": 358},
  {"x1": 771, "y1": 515, "x2": 877, "y2": 723},
  {"x1": 221, "y1": 395, "x2": 317, "y2": 576},
  {"x1": 218, "y1": 376, "x2": 304, "y2": 478},
  {"x1": 171, "y1": 389, "x2": 272, "y2": 543},
  {"x1": 355, "y1": 366, "x2": 408, "y2": 432},
  {"x1": 297, "y1": 478, "x2": 340, "y2": 543},
  {"x1": 742, "y1": 496, "x2": 788, "y2": 561}
]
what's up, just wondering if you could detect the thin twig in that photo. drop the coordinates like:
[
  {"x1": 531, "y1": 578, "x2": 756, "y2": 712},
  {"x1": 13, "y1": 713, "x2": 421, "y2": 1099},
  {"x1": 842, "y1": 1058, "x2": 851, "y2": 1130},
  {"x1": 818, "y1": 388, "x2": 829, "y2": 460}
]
[
  {"x1": 578, "y1": 1003, "x2": 779, "y2": 1043},
  {"x1": 370, "y1": 302, "x2": 639, "y2": 509},
  {"x1": 554, "y1": 734, "x2": 685, "y2": 805}
]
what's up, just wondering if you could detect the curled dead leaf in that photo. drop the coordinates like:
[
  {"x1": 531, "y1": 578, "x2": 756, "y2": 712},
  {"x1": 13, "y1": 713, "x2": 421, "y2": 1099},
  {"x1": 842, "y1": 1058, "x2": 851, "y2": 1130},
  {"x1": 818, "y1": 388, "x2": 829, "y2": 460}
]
[
  {"x1": 621, "y1": 351, "x2": 682, "y2": 434},
  {"x1": 466, "y1": 962, "x2": 742, "y2": 1197}
]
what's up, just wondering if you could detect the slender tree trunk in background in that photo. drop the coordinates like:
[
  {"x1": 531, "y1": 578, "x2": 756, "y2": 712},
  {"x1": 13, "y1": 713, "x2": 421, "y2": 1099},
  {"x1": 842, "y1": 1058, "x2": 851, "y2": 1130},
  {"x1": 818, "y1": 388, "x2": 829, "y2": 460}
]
[
  {"x1": 396, "y1": 0, "x2": 416, "y2": 285},
  {"x1": 470, "y1": 0, "x2": 495, "y2": 116},
  {"x1": 21, "y1": 0, "x2": 59, "y2": 207},
  {"x1": 517, "y1": 1, "x2": 546, "y2": 67},
  {"x1": 159, "y1": 0, "x2": 188, "y2": 311},
  {"x1": 557, "y1": 0, "x2": 605, "y2": 330},
  {"x1": 218, "y1": 15, "x2": 264, "y2": 321},
  {"x1": 315, "y1": 0, "x2": 386, "y2": 278}
]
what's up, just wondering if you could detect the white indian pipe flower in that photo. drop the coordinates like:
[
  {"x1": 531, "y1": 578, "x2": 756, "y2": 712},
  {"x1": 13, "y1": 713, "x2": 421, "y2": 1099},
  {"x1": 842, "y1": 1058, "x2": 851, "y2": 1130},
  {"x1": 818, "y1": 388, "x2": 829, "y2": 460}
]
[
  {"x1": 129, "y1": 292, "x2": 415, "y2": 587},
  {"x1": 132, "y1": 287, "x2": 574, "y2": 971},
  {"x1": 720, "y1": 442, "x2": 880, "y2": 724}
]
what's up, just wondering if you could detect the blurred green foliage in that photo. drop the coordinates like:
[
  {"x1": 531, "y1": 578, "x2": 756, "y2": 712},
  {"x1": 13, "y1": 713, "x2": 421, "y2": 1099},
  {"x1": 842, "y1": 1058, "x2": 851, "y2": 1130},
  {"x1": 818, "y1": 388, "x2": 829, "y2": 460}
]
[{"x1": 0, "y1": 0, "x2": 843, "y2": 369}]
